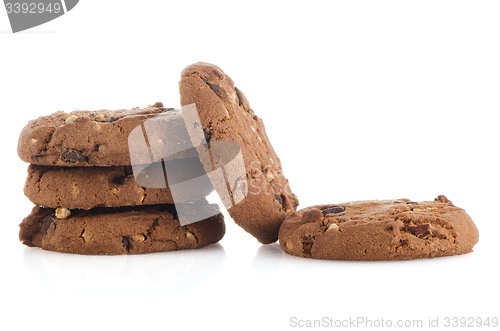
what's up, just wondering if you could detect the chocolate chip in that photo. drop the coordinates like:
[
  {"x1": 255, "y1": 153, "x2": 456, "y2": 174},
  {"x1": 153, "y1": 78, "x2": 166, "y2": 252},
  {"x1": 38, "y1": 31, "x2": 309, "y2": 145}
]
[
  {"x1": 274, "y1": 194, "x2": 283, "y2": 206},
  {"x1": 107, "y1": 116, "x2": 117, "y2": 122},
  {"x1": 203, "y1": 127, "x2": 213, "y2": 143},
  {"x1": 212, "y1": 68, "x2": 224, "y2": 79},
  {"x1": 273, "y1": 193, "x2": 290, "y2": 212},
  {"x1": 435, "y1": 195, "x2": 454, "y2": 206},
  {"x1": 235, "y1": 87, "x2": 244, "y2": 107},
  {"x1": 43, "y1": 216, "x2": 55, "y2": 234},
  {"x1": 22, "y1": 240, "x2": 35, "y2": 247},
  {"x1": 301, "y1": 235, "x2": 314, "y2": 258},
  {"x1": 406, "y1": 201, "x2": 418, "y2": 205},
  {"x1": 61, "y1": 149, "x2": 87, "y2": 163},
  {"x1": 206, "y1": 82, "x2": 223, "y2": 97},
  {"x1": 322, "y1": 206, "x2": 344, "y2": 216},
  {"x1": 108, "y1": 174, "x2": 128, "y2": 185},
  {"x1": 122, "y1": 236, "x2": 131, "y2": 250},
  {"x1": 407, "y1": 224, "x2": 431, "y2": 239},
  {"x1": 152, "y1": 102, "x2": 164, "y2": 108}
]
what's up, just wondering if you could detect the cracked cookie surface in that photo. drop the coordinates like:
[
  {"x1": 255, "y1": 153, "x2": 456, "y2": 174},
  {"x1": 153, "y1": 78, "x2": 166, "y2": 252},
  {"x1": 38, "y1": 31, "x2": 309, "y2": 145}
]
[
  {"x1": 17, "y1": 102, "x2": 191, "y2": 166},
  {"x1": 278, "y1": 196, "x2": 479, "y2": 260},
  {"x1": 179, "y1": 62, "x2": 299, "y2": 244},
  {"x1": 19, "y1": 201, "x2": 225, "y2": 255}
]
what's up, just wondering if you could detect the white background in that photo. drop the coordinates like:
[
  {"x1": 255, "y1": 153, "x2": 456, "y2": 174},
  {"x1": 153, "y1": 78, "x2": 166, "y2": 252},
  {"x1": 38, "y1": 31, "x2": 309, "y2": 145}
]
[{"x1": 1, "y1": 1, "x2": 499, "y2": 330}]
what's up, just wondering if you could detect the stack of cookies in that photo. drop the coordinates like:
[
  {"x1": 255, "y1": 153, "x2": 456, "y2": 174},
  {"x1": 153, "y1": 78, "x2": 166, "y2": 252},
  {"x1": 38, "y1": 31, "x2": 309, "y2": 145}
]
[
  {"x1": 17, "y1": 62, "x2": 301, "y2": 255},
  {"x1": 17, "y1": 103, "x2": 225, "y2": 254},
  {"x1": 18, "y1": 62, "x2": 478, "y2": 260}
]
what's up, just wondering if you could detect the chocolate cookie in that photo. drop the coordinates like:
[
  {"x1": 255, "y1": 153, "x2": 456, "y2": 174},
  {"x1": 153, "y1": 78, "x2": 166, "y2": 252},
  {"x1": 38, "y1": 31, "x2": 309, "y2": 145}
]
[
  {"x1": 24, "y1": 158, "x2": 213, "y2": 209},
  {"x1": 279, "y1": 196, "x2": 479, "y2": 260},
  {"x1": 18, "y1": 102, "x2": 194, "y2": 166},
  {"x1": 179, "y1": 62, "x2": 299, "y2": 244},
  {"x1": 19, "y1": 201, "x2": 225, "y2": 255}
]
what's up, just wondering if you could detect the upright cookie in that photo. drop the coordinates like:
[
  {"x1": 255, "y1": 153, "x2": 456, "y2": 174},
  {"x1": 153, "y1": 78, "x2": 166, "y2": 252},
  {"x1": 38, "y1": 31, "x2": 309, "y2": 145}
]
[
  {"x1": 19, "y1": 201, "x2": 225, "y2": 255},
  {"x1": 180, "y1": 62, "x2": 299, "y2": 244},
  {"x1": 24, "y1": 158, "x2": 213, "y2": 209},
  {"x1": 279, "y1": 196, "x2": 479, "y2": 260},
  {"x1": 18, "y1": 102, "x2": 194, "y2": 166}
]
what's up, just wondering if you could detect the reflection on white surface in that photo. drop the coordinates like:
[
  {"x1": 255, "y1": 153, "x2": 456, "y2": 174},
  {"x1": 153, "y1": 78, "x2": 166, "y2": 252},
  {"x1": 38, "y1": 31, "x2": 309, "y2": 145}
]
[
  {"x1": 250, "y1": 243, "x2": 283, "y2": 272},
  {"x1": 250, "y1": 241, "x2": 481, "y2": 276},
  {"x1": 21, "y1": 244, "x2": 225, "y2": 295}
]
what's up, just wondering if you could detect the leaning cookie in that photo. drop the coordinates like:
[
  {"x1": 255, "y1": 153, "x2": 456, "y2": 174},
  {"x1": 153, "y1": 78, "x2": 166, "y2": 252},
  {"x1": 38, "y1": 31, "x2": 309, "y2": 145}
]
[
  {"x1": 18, "y1": 102, "x2": 195, "y2": 166},
  {"x1": 180, "y1": 62, "x2": 299, "y2": 244},
  {"x1": 19, "y1": 201, "x2": 225, "y2": 255},
  {"x1": 24, "y1": 158, "x2": 213, "y2": 210},
  {"x1": 279, "y1": 196, "x2": 479, "y2": 261}
]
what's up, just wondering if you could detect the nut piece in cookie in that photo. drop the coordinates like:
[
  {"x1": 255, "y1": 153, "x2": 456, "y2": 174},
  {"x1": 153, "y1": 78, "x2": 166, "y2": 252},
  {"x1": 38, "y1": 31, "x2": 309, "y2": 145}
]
[{"x1": 55, "y1": 207, "x2": 71, "y2": 219}]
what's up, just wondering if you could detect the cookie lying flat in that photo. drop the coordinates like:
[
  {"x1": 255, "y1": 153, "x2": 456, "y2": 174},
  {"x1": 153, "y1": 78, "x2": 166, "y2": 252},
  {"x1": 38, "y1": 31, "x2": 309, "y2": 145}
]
[
  {"x1": 18, "y1": 102, "x2": 193, "y2": 166},
  {"x1": 24, "y1": 158, "x2": 213, "y2": 209},
  {"x1": 279, "y1": 196, "x2": 479, "y2": 261},
  {"x1": 180, "y1": 62, "x2": 299, "y2": 244},
  {"x1": 19, "y1": 202, "x2": 225, "y2": 255}
]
